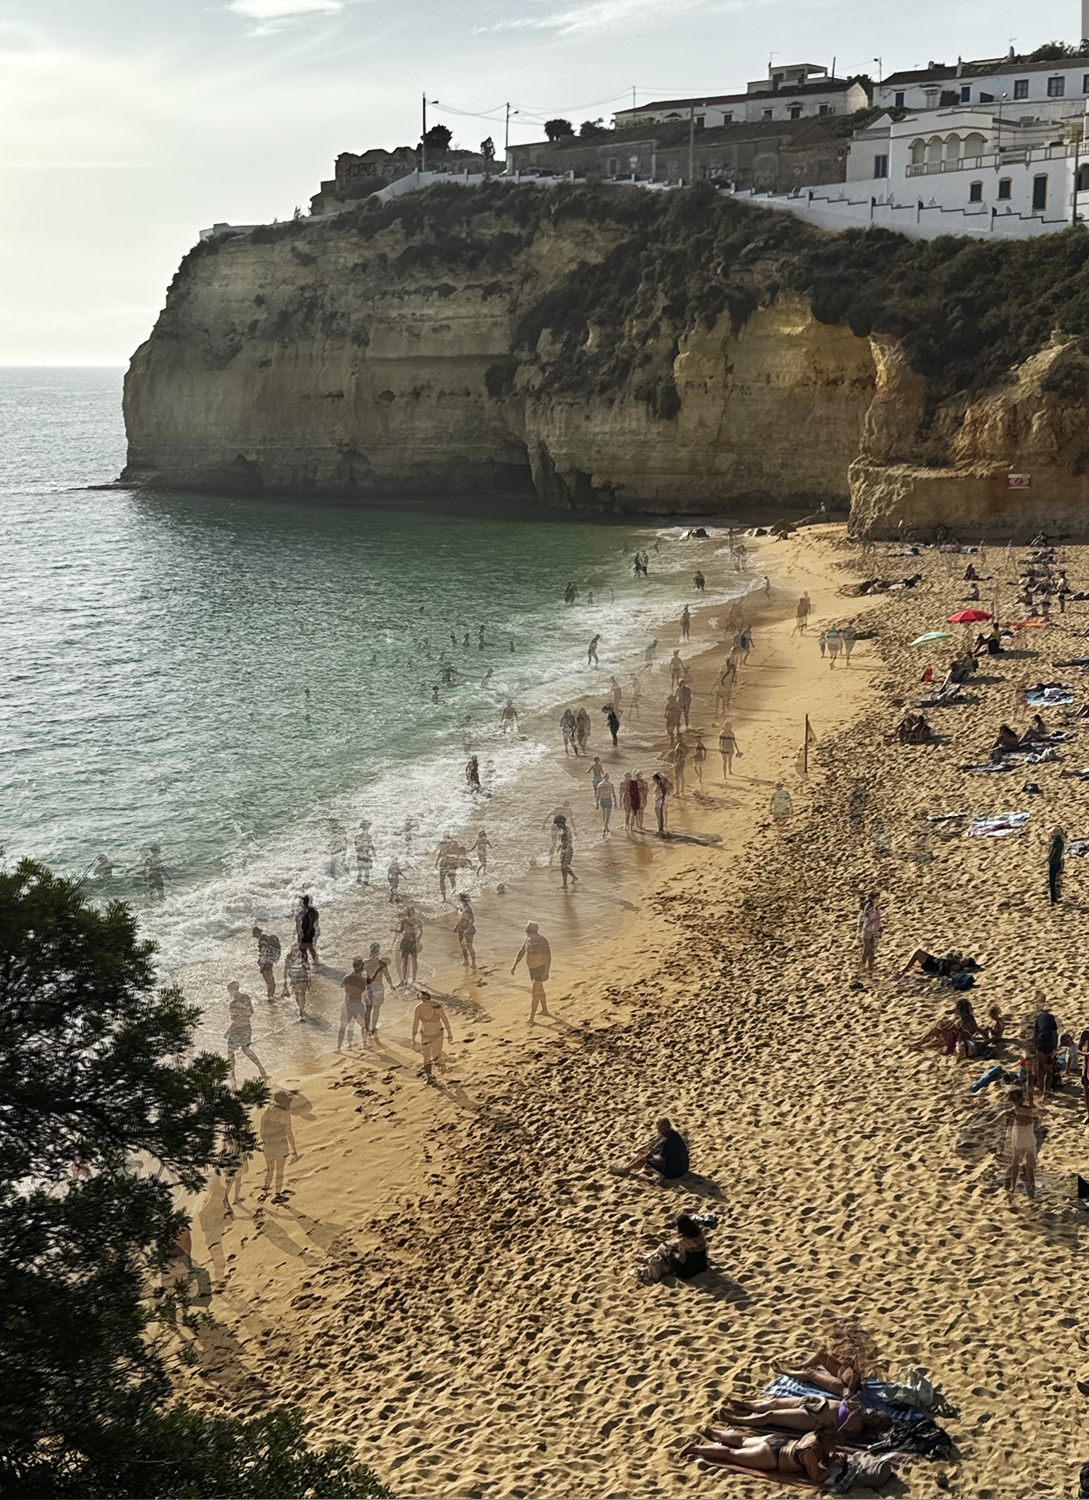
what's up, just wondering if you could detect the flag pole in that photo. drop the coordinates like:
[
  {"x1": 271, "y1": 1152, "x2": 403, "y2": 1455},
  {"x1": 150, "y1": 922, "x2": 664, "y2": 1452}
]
[{"x1": 804, "y1": 714, "x2": 810, "y2": 776}]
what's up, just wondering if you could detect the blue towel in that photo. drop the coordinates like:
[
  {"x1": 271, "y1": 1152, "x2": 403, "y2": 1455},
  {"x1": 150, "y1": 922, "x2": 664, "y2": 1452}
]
[{"x1": 762, "y1": 1376, "x2": 929, "y2": 1425}]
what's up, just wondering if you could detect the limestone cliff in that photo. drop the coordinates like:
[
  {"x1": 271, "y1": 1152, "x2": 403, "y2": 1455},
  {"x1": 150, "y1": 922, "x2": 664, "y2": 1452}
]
[{"x1": 123, "y1": 182, "x2": 1089, "y2": 531}]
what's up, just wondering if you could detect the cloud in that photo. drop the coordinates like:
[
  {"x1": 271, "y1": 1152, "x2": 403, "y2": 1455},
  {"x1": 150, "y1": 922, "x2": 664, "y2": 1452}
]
[
  {"x1": 228, "y1": 0, "x2": 343, "y2": 31},
  {"x1": 475, "y1": 0, "x2": 744, "y2": 38}
]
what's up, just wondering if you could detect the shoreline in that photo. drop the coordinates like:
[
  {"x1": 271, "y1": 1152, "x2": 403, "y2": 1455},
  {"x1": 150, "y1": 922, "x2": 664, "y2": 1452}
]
[{"x1": 169, "y1": 523, "x2": 1088, "y2": 1498}]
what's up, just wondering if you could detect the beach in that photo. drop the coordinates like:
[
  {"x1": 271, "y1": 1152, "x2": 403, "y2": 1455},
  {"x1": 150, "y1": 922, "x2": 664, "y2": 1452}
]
[{"x1": 163, "y1": 523, "x2": 1086, "y2": 1500}]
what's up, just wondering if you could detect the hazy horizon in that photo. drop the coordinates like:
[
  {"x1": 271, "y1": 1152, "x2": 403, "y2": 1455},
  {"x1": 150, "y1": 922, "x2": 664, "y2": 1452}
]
[{"x1": 1, "y1": 0, "x2": 1084, "y2": 365}]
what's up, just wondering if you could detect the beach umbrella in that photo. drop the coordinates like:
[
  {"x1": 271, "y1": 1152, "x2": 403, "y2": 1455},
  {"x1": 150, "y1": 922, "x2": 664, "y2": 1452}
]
[
  {"x1": 909, "y1": 631, "x2": 953, "y2": 646},
  {"x1": 948, "y1": 609, "x2": 992, "y2": 624}
]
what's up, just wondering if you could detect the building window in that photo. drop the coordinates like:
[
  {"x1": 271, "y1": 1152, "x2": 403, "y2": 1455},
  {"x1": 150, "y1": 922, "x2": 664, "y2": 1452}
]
[
  {"x1": 894, "y1": 91, "x2": 905, "y2": 106},
  {"x1": 924, "y1": 88, "x2": 939, "y2": 107},
  {"x1": 1014, "y1": 78, "x2": 1029, "y2": 99},
  {"x1": 873, "y1": 154, "x2": 888, "y2": 178},
  {"x1": 1079, "y1": 162, "x2": 1089, "y2": 191},
  {"x1": 1083, "y1": 74, "x2": 1089, "y2": 92},
  {"x1": 969, "y1": 180, "x2": 983, "y2": 202},
  {"x1": 997, "y1": 177, "x2": 1012, "y2": 199},
  {"x1": 696, "y1": 115, "x2": 705, "y2": 128},
  {"x1": 790, "y1": 105, "x2": 801, "y2": 119},
  {"x1": 979, "y1": 91, "x2": 994, "y2": 102},
  {"x1": 607, "y1": 158, "x2": 618, "y2": 176},
  {"x1": 722, "y1": 112, "x2": 733, "y2": 123},
  {"x1": 1048, "y1": 76, "x2": 1066, "y2": 96},
  {"x1": 763, "y1": 108, "x2": 773, "y2": 119},
  {"x1": 819, "y1": 103, "x2": 832, "y2": 115},
  {"x1": 1033, "y1": 173, "x2": 1048, "y2": 210},
  {"x1": 960, "y1": 84, "x2": 971, "y2": 102},
  {"x1": 772, "y1": 72, "x2": 783, "y2": 89}
]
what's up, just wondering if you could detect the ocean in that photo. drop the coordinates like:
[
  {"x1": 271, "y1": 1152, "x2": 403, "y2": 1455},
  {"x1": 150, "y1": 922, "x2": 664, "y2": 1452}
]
[{"x1": 1, "y1": 366, "x2": 755, "y2": 978}]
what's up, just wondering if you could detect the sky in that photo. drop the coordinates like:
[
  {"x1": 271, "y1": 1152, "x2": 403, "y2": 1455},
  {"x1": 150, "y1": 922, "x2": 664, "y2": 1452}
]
[{"x1": 1, "y1": 0, "x2": 1085, "y2": 364}]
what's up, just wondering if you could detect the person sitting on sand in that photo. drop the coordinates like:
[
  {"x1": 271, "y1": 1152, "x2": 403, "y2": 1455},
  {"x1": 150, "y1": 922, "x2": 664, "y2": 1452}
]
[
  {"x1": 685, "y1": 1427, "x2": 838, "y2": 1484},
  {"x1": 992, "y1": 724, "x2": 1021, "y2": 756},
  {"x1": 780, "y1": 1346, "x2": 864, "y2": 1398},
  {"x1": 610, "y1": 1116, "x2": 689, "y2": 1180},
  {"x1": 633, "y1": 1211, "x2": 710, "y2": 1283},
  {"x1": 983, "y1": 1005, "x2": 1010, "y2": 1045},
  {"x1": 896, "y1": 713, "x2": 937, "y2": 745},
  {"x1": 896, "y1": 947, "x2": 979, "y2": 980},
  {"x1": 964, "y1": 563, "x2": 980, "y2": 581},
  {"x1": 909, "y1": 996, "x2": 981, "y2": 1053},
  {"x1": 718, "y1": 1394, "x2": 866, "y2": 1438}
]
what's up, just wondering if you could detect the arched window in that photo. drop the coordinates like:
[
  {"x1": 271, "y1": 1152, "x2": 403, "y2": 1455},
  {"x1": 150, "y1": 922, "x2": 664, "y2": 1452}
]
[
  {"x1": 1077, "y1": 162, "x2": 1089, "y2": 191},
  {"x1": 963, "y1": 132, "x2": 987, "y2": 157},
  {"x1": 944, "y1": 133, "x2": 962, "y2": 162},
  {"x1": 910, "y1": 138, "x2": 925, "y2": 164},
  {"x1": 926, "y1": 135, "x2": 944, "y2": 164}
]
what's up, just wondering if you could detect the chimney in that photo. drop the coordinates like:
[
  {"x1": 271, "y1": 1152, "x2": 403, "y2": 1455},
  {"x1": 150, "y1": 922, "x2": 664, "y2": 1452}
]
[{"x1": 956, "y1": 56, "x2": 963, "y2": 76}]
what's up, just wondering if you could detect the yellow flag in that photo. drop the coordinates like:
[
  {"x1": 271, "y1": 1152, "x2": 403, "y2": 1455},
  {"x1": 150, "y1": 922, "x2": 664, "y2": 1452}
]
[{"x1": 805, "y1": 715, "x2": 817, "y2": 742}]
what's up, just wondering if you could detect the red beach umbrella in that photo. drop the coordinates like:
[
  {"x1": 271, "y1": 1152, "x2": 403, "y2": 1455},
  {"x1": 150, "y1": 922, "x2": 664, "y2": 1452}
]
[{"x1": 947, "y1": 609, "x2": 993, "y2": 624}]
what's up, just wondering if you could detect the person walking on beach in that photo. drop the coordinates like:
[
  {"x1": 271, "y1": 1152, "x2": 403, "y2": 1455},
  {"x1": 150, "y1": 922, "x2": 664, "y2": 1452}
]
[
  {"x1": 282, "y1": 944, "x2": 310, "y2": 1020},
  {"x1": 296, "y1": 895, "x2": 319, "y2": 968},
  {"x1": 715, "y1": 661, "x2": 736, "y2": 714},
  {"x1": 770, "y1": 782, "x2": 792, "y2": 827},
  {"x1": 575, "y1": 706, "x2": 592, "y2": 754},
  {"x1": 560, "y1": 708, "x2": 578, "y2": 756},
  {"x1": 475, "y1": 828, "x2": 490, "y2": 875},
  {"x1": 1048, "y1": 825, "x2": 1066, "y2": 905},
  {"x1": 857, "y1": 891, "x2": 882, "y2": 978},
  {"x1": 826, "y1": 626, "x2": 840, "y2": 667},
  {"x1": 354, "y1": 822, "x2": 375, "y2": 886},
  {"x1": 620, "y1": 773, "x2": 635, "y2": 831},
  {"x1": 512, "y1": 923, "x2": 552, "y2": 1024},
  {"x1": 818, "y1": 630, "x2": 827, "y2": 659},
  {"x1": 544, "y1": 801, "x2": 577, "y2": 859},
  {"x1": 598, "y1": 773, "x2": 616, "y2": 836},
  {"x1": 680, "y1": 605, "x2": 691, "y2": 641},
  {"x1": 363, "y1": 943, "x2": 392, "y2": 1034},
  {"x1": 466, "y1": 754, "x2": 481, "y2": 793},
  {"x1": 252, "y1": 926, "x2": 282, "y2": 999},
  {"x1": 692, "y1": 734, "x2": 706, "y2": 785},
  {"x1": 225, "y1": 983, "x2": 267, "y2": 1080},
  {"x1": 652, "y1": 771, "x2": 671, "y2": 835},
  {"x1": 259, "y1": 1092, "x2": 299, "y2": 1202},
  {"x1": 454, "y1": 893, "x2": 477, "y2": 970},
  {"x1": 672, "y1": 740, "x2": 688, "y2": 797},
  {"x1": 795, "y1": 593, "x2": 811, "y2": 634},
  {"x1": 587, "y1": 634, "x2": 600, "y2": 667},
  {"x1": 718, "y1": 723, "x2": 740, "y2": 778},
  {"x1": 628, "y1": 674, "x2": 642, "y2": 720},
  {"x1": 499, "y1": 699, "x2": 519, "y2": 734},
  {"x1": 842, "y1": 623, "x2": 857, "y2": 665},
  {"x1": 436, "y1": 836, "x2": 461, "y2": 903},
  {"x1": 412, "y1": 991, "x2": 453, "y2": 1083},
  {"x1": 337, "y1": 958, "x2": 369, "y2": 1051},
  {"x1": 387, "y1": 858, "x2": 402, "y2": 903},
  {"x1": 677, "y1": 679, "x2": 692, "y2": 729},
  {"x1": 553, "y1": 815, "x2": 577, "y2": 889},
  {"x1": 664, "y1": 693, "x2": 682, "y2": 747},
  {"x1": 604, "y1": 704, "x2": 621, "y2": 747},
  {"x1": 669, "y1": 650, "x2": 684, "y2": 688},
  {"x1": 634, "y1": 771, "x2": 649, "y2": 830},
  {"x1": 589, "y1": 755, "x2": 605, "y2": 805},
  {"x1": 644, "y1": 639, "x2": 657, "y2": 665},
  {"x1": 396, "y1": 906, "x2": 423, "y2": 986}
]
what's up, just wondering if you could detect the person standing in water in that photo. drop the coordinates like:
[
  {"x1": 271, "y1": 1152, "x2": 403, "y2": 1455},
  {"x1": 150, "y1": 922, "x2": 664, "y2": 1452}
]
[
  {"x1": 296, "y1": 895, "x2": 320, "y2": 968},
  {"x1": 225, "y1": 983, "x2": 267, "y2": 1080},
  {"x1": 598, "y1": 774, "x2": 616, "y2": 836},
  {"x1": 560, "y1": 709, "x2": 578, "y2": 756},
  {"x1": 466, "y1": 755, "x2": 482, "y2": 793},
  {"x1": 604, "y1": 704, "x2": 621, "y2": 747},
  {"x1": 644, "y1": 639, "x2": 657, "y2": 665},
  {"x1": 680, "y1": 605, "x2": 691, "y2": 641},
  {"x1": 412, "y1": 991, "x2": 453, "y2": 1083},
  {"x1": 475, "y1": 828, "x2": 491, "y2": 875},
  {"x1": 677, "y1": 679, "x2": 692, "y2": 730},
  {"x1": 337, "y1": 958, "x2": 369, "y2": 1051},
  {"x1": 554, "y1": 816, "x2": 577, "y2": 889},
  {"x1": 694, "y1": 571, "x2": 705, "y2": 592},
  {"x1": 575, "y1": 707, "x2": 592, "y2": 754},
  {"x1": 512, "y1": 923, "x2": 552, "y2": 1024},
  {"x1": 587, "y1": 634, "x2": 600, "y2": 667},
  {"x1": 692, "y1": 734, "x2": 706, "y2": 785},
  {"x1": 363, "y1": 942, "x2": 392, "y2": 1035},
  {"x1": 499, "y1": 699, "x2": 519, "y2": 734},
  {"x1": 387, "y1": 858, "x2": 402, "y2": 903},
  {"x1": 588, "y1": 755, "x2": 605, "y2": 805},
  {"x1": 628, "y1": 675, "x2": 642, "y2": 720},
  {"x1": 652, "y1": 772, "x2": 671, "y2": 835},
  {"x1": 718, "y1": 723, "x2": 740, "y2": 777},
  {"x1": 609, "y1": 676, "x2": 624, "y2": 710},
  {"x1": 672, "y1": 740, "x2": 688, "y2": 797},
  {"x1": 252, "y1": 926, "x2": 282, "y2": 1000},
  {"x1": 282, "y1": 944, "x2": 310, "y2": 1020},
  {"x1": 455, "y1": 894, "x2": 477, "y2": 970},
  {"x1": 354, "y1": 822, "x2": 375, "y2": 886},
  {"x1": 396, "y1": 906, "x2": 423, "y2": 986}
]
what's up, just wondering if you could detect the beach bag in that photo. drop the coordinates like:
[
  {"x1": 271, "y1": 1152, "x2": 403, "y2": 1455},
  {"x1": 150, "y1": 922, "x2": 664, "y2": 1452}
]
[
  {"x1": 632, "y1": 1243, "x2": 673, "y2": 1284},
  {"x1": 828, "y1": 1453, "x2": 894, "y2": 1493}
]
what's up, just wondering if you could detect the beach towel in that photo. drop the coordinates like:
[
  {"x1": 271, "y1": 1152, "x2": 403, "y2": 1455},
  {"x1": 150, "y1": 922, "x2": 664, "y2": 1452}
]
[
  {"x1": 961, "y1": 762, "x2": 1014, "y2": 774},
  {"x1": 1067, "y1": 840, "x2": 1089, "y2": 857},
  {"x1": 965, "y1": 812, "x2": 1031, "y2": 838},
  {"x1": 1025, "y1": 686, "x2": 1072, "y2": 705}
]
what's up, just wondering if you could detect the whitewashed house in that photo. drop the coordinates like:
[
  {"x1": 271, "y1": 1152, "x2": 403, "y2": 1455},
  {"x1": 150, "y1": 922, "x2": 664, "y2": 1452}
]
[
  {"x1": 875, "y1": 53, "x2": 1089, "y2": 122},
  {"x1": 613, "y1": 63, "x2": 868, "y2": 130}
]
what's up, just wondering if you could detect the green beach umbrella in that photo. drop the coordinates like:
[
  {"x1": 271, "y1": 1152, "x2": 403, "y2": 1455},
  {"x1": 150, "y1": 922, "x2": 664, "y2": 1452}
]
[{"x1": 909, "y1": 631, "x2": 953, "y2": 646}]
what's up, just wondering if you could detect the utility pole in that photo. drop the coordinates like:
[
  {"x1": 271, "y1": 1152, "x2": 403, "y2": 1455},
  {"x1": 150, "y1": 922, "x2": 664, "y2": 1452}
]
[
  {"x1": 1073, "y1": 114, "x2": 1085, "y2": 227},
  {"x1": 688, "y1": 101, "x2": 695, "y2": 184},
  {"x1": 632, "y1": 84, "x2": 636, "y2": 110},
  {"x1": 421, "y1": 92, "x2": 427, "y2": 176},
  {"x1": 505, "y1": 102, "x2": 519, "y2": 154}
]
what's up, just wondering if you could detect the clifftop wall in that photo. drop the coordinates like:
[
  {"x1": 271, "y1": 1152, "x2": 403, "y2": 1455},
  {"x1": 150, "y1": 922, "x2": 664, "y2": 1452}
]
[{"x1": 123, "y1": 182, "x2": 1089, "y2": 532}]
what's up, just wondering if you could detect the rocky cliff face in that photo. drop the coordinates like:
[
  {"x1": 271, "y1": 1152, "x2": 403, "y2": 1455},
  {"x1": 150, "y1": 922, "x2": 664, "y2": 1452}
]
[{"x1": 124, "y1": 183, "x2": 1089, "y2": 532}]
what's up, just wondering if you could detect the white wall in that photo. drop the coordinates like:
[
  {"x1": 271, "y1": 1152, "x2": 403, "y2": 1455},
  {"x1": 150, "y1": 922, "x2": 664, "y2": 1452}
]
[{"x1": 877, "y1": 60, "x2": 1089, "y2": 114}]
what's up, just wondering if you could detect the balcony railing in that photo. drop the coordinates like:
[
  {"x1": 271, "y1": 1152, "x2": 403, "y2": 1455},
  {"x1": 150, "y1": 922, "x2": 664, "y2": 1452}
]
[{"x1": 905, "y1": 140, "x2": 1080, "y2": 177}]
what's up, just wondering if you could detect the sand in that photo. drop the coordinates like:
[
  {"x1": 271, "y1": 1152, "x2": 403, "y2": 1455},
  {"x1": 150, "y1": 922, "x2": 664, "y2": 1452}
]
[{"x1": 168, "y1": 526, "x2": 1086, "y2": 1500}]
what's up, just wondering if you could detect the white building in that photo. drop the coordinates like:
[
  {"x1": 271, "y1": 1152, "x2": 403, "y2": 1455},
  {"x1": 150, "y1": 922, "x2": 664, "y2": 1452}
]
[
  {"x1": 876, "y1": 52, "x2": 1089, "y2": 119},
  {"x1": 613, "y1": 63, "x2": 868, "y2": 130},
  {"x1": 742, "y1": 104, "x2": 1089, "y2": 242}
]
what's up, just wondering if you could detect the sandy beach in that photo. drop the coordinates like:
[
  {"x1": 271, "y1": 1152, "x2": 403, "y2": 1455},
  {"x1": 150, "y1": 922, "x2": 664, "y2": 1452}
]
[{"x1": 169, "y1": 525, "x2": 1086, "y2": 1500}]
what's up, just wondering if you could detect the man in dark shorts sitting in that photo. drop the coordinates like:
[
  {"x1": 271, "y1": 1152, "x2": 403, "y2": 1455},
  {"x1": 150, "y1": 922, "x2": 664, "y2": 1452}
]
[
  {"x1": 895, "y1": 947, "x2": 980, "y2": 980},
  {"x1": 610, "y1": 1116, "x2": 689, "y2": 1179}
]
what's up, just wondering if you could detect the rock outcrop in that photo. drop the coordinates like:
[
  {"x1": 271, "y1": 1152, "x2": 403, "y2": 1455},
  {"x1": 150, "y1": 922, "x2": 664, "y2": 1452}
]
[{"x1": 123, "y1": 183, "x2": 1089, "y2": 532}]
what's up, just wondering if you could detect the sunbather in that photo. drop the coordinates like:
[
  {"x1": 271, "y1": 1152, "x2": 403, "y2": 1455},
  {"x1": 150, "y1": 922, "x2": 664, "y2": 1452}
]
[
  {"x1": 909, "y1": 996, "x2": 982, "y2": 1052},
  {"x1": 779, "y1": 1350, "x2": 864, "y2": 1397},
  {"x1": 992, "y1": 724, "x2": 1021, "y2": 754},
  {"x1": 685, "y1": 1427, "x2": 838, "y2": 1484},
  {"x1": 897, "y1": 948, "x2": 979, "y2": 980},
  {"x1": 897, "y1": 713, "x2": 938, "y2": 745},
  {"x1": 719, "y1": 1395, "x2": 866, "y2": 1437}
]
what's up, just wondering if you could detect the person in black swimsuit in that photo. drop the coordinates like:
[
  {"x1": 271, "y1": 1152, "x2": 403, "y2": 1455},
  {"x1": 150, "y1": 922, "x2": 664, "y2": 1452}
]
[
  {"x1": 296, "y1": 894, "x2": 319, "y2": 967},
  {"x1": 685, "y1": 1426, "x2": 837, "y2": 1483}
]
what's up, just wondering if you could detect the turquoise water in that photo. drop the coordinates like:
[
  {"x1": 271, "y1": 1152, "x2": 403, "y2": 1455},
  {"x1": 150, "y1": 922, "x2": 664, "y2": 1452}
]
[{"x1": 2, "y1": 367, "x2": 751, "y2": 971}]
